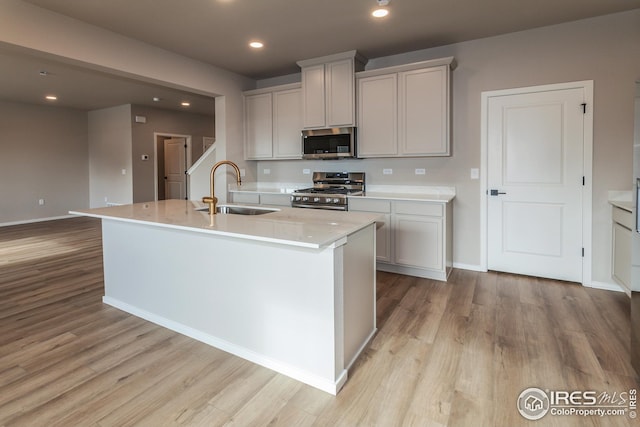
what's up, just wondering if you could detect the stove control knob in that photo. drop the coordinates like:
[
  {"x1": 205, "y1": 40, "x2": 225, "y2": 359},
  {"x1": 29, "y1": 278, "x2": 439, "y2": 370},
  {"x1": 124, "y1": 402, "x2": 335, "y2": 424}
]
[
  {"x1": 325, "y1": 197, "x2": 333, "y2": 203},
  {"x1": 313, "y1": 197, "x2": 320, "y2": 202},
  {"x1": 302, "y1": 197, "x2": 309, "y2": 202},
  {"x1": 333, "y1": 198, "x2": 340, "y2": 203}
]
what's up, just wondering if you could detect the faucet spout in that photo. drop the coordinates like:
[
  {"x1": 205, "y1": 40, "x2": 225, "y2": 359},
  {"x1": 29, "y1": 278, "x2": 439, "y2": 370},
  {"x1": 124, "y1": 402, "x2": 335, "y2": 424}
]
[{"x1": 202, "y1": 160, "x2": 242, "y2": 215}]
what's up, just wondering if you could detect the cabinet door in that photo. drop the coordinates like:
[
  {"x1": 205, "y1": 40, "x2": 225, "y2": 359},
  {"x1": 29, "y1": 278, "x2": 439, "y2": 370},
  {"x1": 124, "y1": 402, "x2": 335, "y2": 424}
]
[
  {"x1": 349, "y1": 198, "x2": 392, "y2": 262},
  {"x1": 613, "y1": 222, "x2": 631, "y2": 290},
  {"x1": 375, "y1": 213, "x2": 392, "y2": 262},
  {"x1": 398, "y1": 66, "x2": 449, "y2": 156},
  {"x1": 273, "y1": 88, "x2": 302, "y2": 159},
  {"x1": 357, "y1": 74, "x2": 398, "y2": 157},
  {"x1": 301, "y1": 64, "x2": 326, "y2": 128},
  {"x1": 393, "y1": 214, "x2": 443, "y2": 270},
  {"x1": 244, "y1": 93, "x2": 273, "y2": 159},
  {"x1": 326, "y1": 59, "x2": 355, "y2": 127}
]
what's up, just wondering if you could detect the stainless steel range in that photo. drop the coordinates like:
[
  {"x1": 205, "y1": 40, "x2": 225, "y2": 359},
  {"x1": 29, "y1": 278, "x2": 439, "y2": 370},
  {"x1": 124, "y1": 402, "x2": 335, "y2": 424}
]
[{"x1": 291, "y1": 172, "x2": 365, "y2": 211}]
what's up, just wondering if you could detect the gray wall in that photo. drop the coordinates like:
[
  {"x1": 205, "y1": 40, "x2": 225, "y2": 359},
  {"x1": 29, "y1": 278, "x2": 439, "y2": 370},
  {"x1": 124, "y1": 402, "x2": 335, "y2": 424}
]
[
  {"x1": 255, "y1": 10, "x2": 640, "y2": 283},
  {"x1": 130, "y1": 105, "x2": 214, "y2": 202},
  {"x1": 0, "y1": 100, "x2": 89, "y2": 224},
  {"x1": 88, "y1": 105, "x2": 133, "y2": 207}
]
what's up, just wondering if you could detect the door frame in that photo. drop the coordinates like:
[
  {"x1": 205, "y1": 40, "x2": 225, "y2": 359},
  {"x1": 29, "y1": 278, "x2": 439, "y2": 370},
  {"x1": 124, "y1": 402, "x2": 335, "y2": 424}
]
[
  {"x1": 153, "y1": 132, "x2": 192, "y2": 201},
  {"x1": 480, "y1": 80, "x2": 593, "y2": 286}
]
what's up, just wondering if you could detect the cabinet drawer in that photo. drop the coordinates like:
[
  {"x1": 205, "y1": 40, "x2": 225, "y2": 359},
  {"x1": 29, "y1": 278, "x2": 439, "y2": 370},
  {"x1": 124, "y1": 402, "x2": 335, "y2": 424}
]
[
  {"x1": 612, "y1": 206, "x2": 633, "y2": 230},
  {"x1": 231, "y1": 192, "x2": 260, "y2": 205},
  {"x1": 349, "y1": 198, "x2": 391, "y2": 213},
  {"x1": 394, "y1": 201, "x2": 443, "y2": 217},
  {"x1": 260, "y1": 194, "x2": 291, "y2": 207}
]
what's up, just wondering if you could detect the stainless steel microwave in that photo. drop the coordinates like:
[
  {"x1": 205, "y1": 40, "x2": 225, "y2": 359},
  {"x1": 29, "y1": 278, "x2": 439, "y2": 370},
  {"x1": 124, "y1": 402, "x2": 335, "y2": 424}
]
[{"x1": 301, "y1": 127, "x2": 356, "y2": 160}]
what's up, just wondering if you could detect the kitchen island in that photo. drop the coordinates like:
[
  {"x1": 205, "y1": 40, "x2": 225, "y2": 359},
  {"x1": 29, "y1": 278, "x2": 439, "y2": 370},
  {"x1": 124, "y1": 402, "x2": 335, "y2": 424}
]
[{"x1": 70, "y1": 200, "x2": 379, "y2": 394}]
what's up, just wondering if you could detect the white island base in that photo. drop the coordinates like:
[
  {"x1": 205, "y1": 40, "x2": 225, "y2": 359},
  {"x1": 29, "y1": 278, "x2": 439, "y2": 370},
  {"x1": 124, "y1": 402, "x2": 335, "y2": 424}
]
[{"x1": 97, "y1": 215, "x2": 376, "y2": 395}]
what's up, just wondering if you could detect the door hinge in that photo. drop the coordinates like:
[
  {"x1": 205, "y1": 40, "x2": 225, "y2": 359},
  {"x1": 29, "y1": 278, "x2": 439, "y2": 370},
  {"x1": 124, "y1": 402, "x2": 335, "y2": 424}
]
[
  {"x1": 581, "y1": 103, "x2": 587, "y2": 114},
  {"x1": 582, "y1": 247, "x2": 585, "y2": 257},
  {"x1": 582, "y1": 176, "x2": 585, "y2": 186},
  {"x1": 184, "y1": 144, "x2": 187, "y2": 148}
]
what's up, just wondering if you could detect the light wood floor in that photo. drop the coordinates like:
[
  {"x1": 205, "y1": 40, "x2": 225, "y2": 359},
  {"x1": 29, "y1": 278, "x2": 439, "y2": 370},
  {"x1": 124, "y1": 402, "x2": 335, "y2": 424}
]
[{"x1": 0, "y1": 217, "x2": 638, "y2": 427}]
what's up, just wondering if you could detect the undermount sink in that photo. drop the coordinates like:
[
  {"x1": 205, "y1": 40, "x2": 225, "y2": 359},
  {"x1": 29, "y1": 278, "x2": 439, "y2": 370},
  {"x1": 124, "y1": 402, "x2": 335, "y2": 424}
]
[{"x1": 196, "y1": 205, "x2": 279, "y2": 215}]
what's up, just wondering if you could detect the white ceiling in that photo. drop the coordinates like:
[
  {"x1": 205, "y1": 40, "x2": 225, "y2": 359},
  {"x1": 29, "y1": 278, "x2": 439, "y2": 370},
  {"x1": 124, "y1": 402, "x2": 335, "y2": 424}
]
[{"x1": 3, "y1": 0, "x2": 640, "y2": 112}]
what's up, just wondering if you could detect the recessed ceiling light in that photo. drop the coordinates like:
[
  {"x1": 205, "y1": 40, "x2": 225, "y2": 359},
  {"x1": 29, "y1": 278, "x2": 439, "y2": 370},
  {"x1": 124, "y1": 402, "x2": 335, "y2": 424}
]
[
  {"x1": 372, "y1": 8, "x2": 389, "y2": 18},
  {"x1": 45, "y1": 95, "x2": 57, "y2": 101},
  {"x1": 249, "y1": 41, "x2": 264, "y2": 49},
  {"x1": 153, "y1": 97, "x2": 161, "y2": 102},
  {"x1": 372, "y1": 0, "x2": 390, "y2": 18},
  {"x1": 181, "y1": 101, "x2": 191, "y2": 107}
]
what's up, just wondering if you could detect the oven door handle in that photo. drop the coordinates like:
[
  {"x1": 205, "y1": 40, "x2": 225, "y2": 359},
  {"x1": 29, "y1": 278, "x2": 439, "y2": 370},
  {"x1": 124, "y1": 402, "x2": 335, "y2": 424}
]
[{"x1": 291, "y1": 203, "x2": 347, "y2": 211}]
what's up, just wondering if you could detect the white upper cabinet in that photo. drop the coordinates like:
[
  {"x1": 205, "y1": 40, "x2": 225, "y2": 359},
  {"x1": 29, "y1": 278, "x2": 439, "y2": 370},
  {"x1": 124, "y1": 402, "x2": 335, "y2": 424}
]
[
  {"x1": 244, "y1": 83, "x2": 302, "y2": 160},
  {"x1": 244, "y1": 92, "x2": 273, "y2": 159},
  {"x1": 297, "y1": 51, "x2": 366, "y2": 129},
  {"x1": 273, "y1": 87, "x2": 303, "y2": 158},
  {"x1": 300, "y1": 64, "x2": 326, "y2": 129},
  {"x1": 357, "y1": 73, "x2": 398, "y2": 157},
  {"x1": 357, "y1": 57, "x2": 454, "y2": 158}
]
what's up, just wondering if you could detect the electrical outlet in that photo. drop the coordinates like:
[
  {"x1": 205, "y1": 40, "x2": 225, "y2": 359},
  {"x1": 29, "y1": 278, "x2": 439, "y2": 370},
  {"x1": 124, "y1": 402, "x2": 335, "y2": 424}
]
[
  {"x1": 38, "y1": 198, "x2": 45, "y2": 206},
  {"x1": 263, "y1": 168, "x2": 271, "y2": 175},
  {"x1": 415, "y1": 168, "x2": 426, "y2": 175},
  {"x1": 470, "y1": 168, "x2": 480, "y2": 180},
  {"x1": 383, "y1": 168, "x2": 393, "y2": 175},
  {"x1": 303, "y1": 169, "x2": 311, "y2": 175}
]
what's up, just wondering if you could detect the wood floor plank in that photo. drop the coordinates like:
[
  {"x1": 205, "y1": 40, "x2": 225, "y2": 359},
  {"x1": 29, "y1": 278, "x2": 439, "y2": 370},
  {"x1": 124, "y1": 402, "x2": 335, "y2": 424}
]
[{"x1": 0, "y1": 217, "x2": 637, "y2": 427}]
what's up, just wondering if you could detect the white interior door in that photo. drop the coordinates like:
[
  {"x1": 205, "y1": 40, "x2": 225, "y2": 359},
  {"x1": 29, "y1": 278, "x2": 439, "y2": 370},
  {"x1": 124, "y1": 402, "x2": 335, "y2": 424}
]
[
  {"x1": 487, "y1": 86, "x2": 586, "y2": 282},
  {"x1": 164, "y1": 138, "x2": 187, "y2": 200}
]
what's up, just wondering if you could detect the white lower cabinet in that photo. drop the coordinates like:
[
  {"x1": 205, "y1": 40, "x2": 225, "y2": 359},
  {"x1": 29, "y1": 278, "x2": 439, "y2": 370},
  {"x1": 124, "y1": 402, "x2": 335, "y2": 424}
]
[
  {"x1": 349, "y1": 199, "x2": 392, "y2": 263},
  {"x1": 394, "y1": 214, "x2": 442, "y2": 270},
  {"x1": 611, "y1": 205, "x2": 632, "y2": 292},
  {"x1": 349, "y1": 197, "x2": 452, "y2": 281}
]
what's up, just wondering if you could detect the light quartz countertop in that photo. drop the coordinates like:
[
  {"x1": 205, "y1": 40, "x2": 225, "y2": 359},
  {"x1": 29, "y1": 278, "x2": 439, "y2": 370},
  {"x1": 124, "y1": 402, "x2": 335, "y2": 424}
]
[
  {"x1": 229, "y1": 183, "x2": 456, "y2": 203},
  {"x1": 70, "y1": 200, "x2": 381, "y2": 249},
  {"x1": 608, "y1": 190, "x2": 633, "y2": 212}
]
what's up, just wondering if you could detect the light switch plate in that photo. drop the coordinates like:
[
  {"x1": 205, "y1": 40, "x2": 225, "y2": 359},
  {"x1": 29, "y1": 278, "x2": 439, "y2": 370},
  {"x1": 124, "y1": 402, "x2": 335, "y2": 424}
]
[
  {"x1": 263, "y1": 168, "x2": 271, "y2": 175},
  {"x1": 303, "y1": 169, "x2": 311, "y2": 175},
  {"x1": 470, "y1": 168, "x2": 480, "y2": 180}
]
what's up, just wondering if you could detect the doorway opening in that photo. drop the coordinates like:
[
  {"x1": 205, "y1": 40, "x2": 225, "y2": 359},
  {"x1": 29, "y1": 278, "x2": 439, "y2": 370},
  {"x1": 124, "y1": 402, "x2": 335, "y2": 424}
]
[{"x1": 154, "y1": 133, "x2": 192, "y2": 200}]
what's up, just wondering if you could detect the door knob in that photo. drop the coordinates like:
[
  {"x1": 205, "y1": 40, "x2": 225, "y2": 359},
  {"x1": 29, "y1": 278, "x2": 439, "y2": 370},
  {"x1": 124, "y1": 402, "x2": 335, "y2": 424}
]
[{"x1": 490, "y1": 189, "x2": 506, "y2": 196}]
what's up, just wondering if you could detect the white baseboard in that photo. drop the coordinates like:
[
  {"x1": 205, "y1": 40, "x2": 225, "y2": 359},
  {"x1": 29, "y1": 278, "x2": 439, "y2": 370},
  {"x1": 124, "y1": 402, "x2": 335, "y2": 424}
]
[
  {"x1": 0, "y1": 214, "x2": 75, "y2": 227},
  {"x1": 586, "y1": 280, "x2": 627, "y2": 294},
  {"x1": 452, "y1": 262, "x2": 486, "y2": 272},
  {"x1": 102, "y1": 296, "x2": 346, "y2": 395}
]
